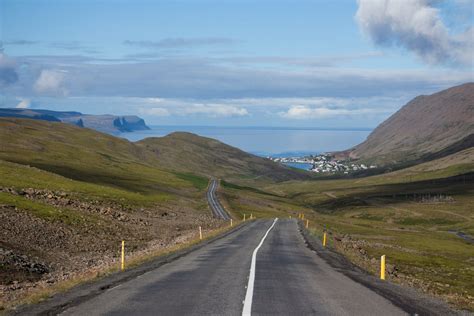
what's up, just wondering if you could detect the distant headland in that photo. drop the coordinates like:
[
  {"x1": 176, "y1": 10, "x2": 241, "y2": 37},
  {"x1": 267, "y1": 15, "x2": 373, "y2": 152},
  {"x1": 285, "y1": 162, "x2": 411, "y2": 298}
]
[{"x1": 0, "y1": 108, "x2": 150, "y2": 134}]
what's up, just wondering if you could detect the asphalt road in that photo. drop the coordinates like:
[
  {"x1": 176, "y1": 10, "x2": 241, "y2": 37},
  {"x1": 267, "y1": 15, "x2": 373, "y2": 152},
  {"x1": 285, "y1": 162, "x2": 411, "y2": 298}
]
[
  {"x1": 207, "y1": 179, "x2": 231, "y2": 220},
  {"x1": 59, "y1": 219, "x2": 408, "y2": 316}
]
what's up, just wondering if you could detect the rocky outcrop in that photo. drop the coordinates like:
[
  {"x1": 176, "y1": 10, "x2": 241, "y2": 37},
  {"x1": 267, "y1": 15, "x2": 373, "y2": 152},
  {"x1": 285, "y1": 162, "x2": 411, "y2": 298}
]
[
  {"x1": 113, "y1": 116, "x2": 149, "y2": 132},
  {"x1": 0, "y1": 248, "x2": 49, "y2": 283},
  {"x1": 75, "y1": 118, "x2": 84, "y2": 127},
  {"x1": 63, "y1": 114, "x2": 150, "y2": 134}
]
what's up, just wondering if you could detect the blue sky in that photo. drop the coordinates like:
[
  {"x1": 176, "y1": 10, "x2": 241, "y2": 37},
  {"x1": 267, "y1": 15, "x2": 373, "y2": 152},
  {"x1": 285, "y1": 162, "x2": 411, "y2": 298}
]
[{"x1": 0, "y1": 0, "x2": 472, "y2": 127}]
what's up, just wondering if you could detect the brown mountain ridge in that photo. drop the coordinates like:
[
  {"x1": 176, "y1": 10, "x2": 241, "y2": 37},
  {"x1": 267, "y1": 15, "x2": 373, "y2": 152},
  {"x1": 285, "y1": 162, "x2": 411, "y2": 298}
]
[{"x1": 348, "y1": 83, "x2": 474, "y2": 165}]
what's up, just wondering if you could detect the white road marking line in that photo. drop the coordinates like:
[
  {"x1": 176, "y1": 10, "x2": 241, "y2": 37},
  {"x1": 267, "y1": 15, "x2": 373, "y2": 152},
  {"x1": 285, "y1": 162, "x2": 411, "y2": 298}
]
[
  {"x1": 242, "y1": 218, "x2": 278, "y2": 315},
  {"x1": 109, "y1": 284, "x2": 123, "y2": 291}
]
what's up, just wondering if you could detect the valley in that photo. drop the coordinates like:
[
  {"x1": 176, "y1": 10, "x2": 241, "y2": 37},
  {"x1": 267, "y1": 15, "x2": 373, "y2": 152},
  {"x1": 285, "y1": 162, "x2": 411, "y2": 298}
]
[
  {"x1": 2, "y1": 1, "x2": 473, "y2": 314},
  {"x1": 0, "y1": 84, "x2": 473, "y2": 314}
]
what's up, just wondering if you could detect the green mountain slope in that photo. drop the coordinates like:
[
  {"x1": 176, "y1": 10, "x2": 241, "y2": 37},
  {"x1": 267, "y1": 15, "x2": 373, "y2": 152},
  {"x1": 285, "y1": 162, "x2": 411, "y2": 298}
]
[
  {"x1": 0, "y1": 119, "x2": 307, "y2": 189},
  {"x1": 0, "y1": 118, "x2": 187, "y2": 195},
  {"x1": 137, "y1": 132, "x2": 310, "y2": 183}
]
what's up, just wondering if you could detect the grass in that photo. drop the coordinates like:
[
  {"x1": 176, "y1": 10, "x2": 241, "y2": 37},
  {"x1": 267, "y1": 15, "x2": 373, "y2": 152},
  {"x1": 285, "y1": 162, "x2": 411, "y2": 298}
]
[
  {"x1": 0, "y1": 160, "x2": 172, "y2": 208},
  {"x1": 0, "y1": 118, "x2": 203, "y2": 197},
  {"x1": 395, "y1": 217, "x2": 460, "y2": 226},
  {"x1": 136, "y1": 131, "x2": 311, "y2": 183},
  {"x1": 220, "y1": 180, "x2": 307, "y2": 220},
  {"x1": 221, "y1": 180, "x2": 281, "y2": 197},
  {"x1": 0, "y1": 192, "x2": 96, "y2": 226},
  {"x1": 174, "y1": 172, "x2": 209, "y2": 190}
]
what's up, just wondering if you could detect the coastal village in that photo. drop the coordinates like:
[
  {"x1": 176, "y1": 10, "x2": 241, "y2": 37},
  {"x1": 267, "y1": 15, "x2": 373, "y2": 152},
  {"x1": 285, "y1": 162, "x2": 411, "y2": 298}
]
[{"x1": 269, "y1": 154, "x2": 377, "y2": 174}]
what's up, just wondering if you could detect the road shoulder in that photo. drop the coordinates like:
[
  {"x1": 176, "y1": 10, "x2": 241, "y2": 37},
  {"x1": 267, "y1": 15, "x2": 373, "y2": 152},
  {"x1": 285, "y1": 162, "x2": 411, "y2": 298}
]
[
  {"x1": 11, "y1": 222, "x2": 251, "y2": 316},
  {"x1": 298, "y1": 221, "x2": 464, "y2": 316}
]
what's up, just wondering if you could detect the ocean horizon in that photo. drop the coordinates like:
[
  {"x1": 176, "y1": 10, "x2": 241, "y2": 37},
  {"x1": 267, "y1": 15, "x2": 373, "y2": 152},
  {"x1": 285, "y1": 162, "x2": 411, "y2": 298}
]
[{"x1": 121, "y1": 125, "x2": 372, "y2": 158}]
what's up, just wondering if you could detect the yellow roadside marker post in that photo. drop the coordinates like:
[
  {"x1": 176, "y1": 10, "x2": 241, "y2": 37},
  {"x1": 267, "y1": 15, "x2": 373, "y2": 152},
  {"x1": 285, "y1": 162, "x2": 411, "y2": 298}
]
[
  {"x1": 306, "y1": 219, "x2": 309, "y2": 229},
  {"x1": 302, "y1": 214, "x2": 305, "y2": 220},
  {"x1": 199, "y1": 226, "x2": 203, "y2": 240},
  {"x1": 323, "y1": 232, "x2": 327, "y2": 247},
  {"x1": 230, "y1": 219, "x2": 233, "y2": 227},
  {"x1": 250, "y1": 213, "x2": 253, "y2": 220},
  {"x1": 121, "y1": 240, "x2": 125, "y2": 271},
  {"x1": 380, "y1": 255, "x2": 386, "y2": 280},
  {"x1": 243, "y1": 214, "x2": 246, "y2": 221}
]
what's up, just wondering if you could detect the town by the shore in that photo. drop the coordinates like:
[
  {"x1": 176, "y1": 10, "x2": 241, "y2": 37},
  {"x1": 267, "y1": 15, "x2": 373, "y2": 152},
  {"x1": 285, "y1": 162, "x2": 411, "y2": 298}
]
[{"x1": 269, "y1": 154, "x2": 377, "y2": 174}]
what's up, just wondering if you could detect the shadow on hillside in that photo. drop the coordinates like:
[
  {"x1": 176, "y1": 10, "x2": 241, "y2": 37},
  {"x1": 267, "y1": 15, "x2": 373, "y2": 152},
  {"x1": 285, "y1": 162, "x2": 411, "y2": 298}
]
[
  {"x1": 312, "y1": 172, "x2": 474, "y2": 213},
  {"x1": 15, "y1": 161, "x2": 176, "y2": 195}
]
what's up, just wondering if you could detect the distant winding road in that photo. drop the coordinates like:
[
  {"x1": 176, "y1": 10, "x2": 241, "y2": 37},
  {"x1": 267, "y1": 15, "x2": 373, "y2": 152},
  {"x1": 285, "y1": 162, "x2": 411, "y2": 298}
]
[{"x1": 207, "y1": 178, "x2": 231, "y2": 220}]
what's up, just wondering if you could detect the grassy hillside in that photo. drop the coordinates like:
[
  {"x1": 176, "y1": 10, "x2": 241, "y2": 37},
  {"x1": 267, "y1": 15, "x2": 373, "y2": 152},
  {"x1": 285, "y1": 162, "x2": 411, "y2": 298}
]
[
  {"x1": 0, "y1": 118, "x2": 193, "y2": 195},
  {"x1": 137, "y1": 132, "x2": 310, "y2": 183},
  {"x1": 0, "y1": 119, "x2": 305, "y2": 192}
]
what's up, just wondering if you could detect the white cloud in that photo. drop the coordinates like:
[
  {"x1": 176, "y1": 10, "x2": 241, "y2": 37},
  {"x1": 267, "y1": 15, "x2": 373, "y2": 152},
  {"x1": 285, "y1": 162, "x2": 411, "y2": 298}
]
[
  {"x1": 180, "y1": 104, "x2": 248, "y2": 117},
  {"x1": 279, "y1": 105, "x2": 391, "y2": 119},
  {"x1": 139, "y1": 107, "x2": 170, "y2": 116},
  {"x1": 145, "y1": 98, "x2": 166, "y2": 104},
  {"x1": 137, "y1": 99, "x2": 249, "y2": 118},
  {"x1": 356, "y1": 0, "x2": 473, "y2": 66},
  {"x1": 33, "y1": 69, "x2": 68, "y2": 95},
  {"x1": 6, "y1": 54, "x2": 472, "y2": 99},
  {"x1": 124, "y1": 37, "x2": 235, "y2": 49},
  {"x1": 15, "y1": 98, "x2": 31, "y2": 109}
]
